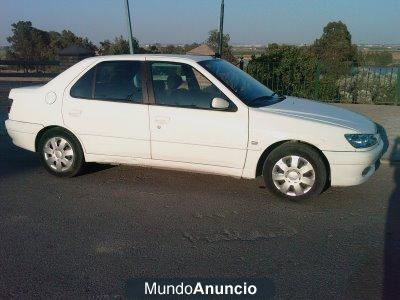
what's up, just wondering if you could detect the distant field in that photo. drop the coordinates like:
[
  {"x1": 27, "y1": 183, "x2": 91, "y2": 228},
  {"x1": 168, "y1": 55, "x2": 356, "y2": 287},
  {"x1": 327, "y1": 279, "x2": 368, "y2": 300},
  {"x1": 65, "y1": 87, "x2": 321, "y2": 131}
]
[
  {"x1": 360, "y1": 45, "x2": 400, "y2": 52},
  {"x1": 232, "y1": 46, "x2": 266, "y2": 59},
  {"x1": 232, "y1": 45, "x2": 400, "y2": 65},
  {"x1": 392, "y1": 52, "x2": 400, "y2": 63}
]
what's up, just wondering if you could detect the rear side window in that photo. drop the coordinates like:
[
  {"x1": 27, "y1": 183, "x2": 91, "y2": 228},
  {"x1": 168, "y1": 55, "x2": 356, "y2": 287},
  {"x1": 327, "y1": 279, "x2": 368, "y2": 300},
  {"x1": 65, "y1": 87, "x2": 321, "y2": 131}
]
[
  {"x1": 70, "y1": 61, "x2": 143, "y2": 103},
  {"x1": 70, "y1": 68, "x2": 94, "y2": 99}
]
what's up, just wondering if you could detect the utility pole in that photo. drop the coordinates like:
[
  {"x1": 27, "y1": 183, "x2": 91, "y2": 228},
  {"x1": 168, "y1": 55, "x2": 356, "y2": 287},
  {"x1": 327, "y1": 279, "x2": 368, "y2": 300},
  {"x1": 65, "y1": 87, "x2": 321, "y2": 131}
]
[
  {"x1": 124, "y1": 0, "x2": 134, "y2": 54},
  {"x1": 218, "y1": 0, "x2": 225, "y2": 57}
]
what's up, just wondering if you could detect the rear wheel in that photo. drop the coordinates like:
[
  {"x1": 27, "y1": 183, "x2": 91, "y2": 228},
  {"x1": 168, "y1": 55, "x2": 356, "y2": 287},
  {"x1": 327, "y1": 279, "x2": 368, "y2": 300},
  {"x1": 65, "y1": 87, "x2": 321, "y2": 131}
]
[
  {"x1": 38, "y1": 128, "x2": 84, "y2": 177},
  {"x1": 263, "y1": 142, "x2": 327, "y2": 201}
]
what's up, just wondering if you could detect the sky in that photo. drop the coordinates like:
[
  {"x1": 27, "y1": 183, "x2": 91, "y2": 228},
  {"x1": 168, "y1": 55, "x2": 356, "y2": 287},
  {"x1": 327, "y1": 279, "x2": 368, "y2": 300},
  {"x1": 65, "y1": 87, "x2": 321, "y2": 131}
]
[{"x1": 1, "y1": 0, "x2": 400, "y2": 46}]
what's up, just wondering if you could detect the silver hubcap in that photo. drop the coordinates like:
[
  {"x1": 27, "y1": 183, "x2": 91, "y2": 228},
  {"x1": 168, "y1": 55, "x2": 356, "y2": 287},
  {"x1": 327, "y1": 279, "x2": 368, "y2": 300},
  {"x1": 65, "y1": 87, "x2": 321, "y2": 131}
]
[
  {"x1": 272, "y1": 155, "x2": 316, "y2": 197},
  {"x1": 43, "y1": 137, "x2": 74, "y2": 172}
]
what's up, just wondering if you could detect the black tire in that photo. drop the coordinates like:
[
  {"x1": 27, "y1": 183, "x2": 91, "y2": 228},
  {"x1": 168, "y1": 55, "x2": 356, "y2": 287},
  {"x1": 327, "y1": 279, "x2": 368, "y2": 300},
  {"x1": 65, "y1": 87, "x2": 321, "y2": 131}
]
[
  {"x1": 263, "y1": 142, "x2": 327, "y2": 201},
  {"x1": 38, "y1": 128, "x2": 84, "y2": 177}
]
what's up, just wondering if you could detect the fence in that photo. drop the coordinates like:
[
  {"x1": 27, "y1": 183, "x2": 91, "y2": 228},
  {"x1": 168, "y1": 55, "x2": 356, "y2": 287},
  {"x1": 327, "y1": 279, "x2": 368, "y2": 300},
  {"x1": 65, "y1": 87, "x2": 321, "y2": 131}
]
[
  {"x1": 1, "y1": 59, "x2": 399, "y2": 105},
  {"x1": 0, "y1": 60, "x2": 61, "y2": 78},
  {"x1": 246, "y1": 61, "x2": 400, "y2": 105}
]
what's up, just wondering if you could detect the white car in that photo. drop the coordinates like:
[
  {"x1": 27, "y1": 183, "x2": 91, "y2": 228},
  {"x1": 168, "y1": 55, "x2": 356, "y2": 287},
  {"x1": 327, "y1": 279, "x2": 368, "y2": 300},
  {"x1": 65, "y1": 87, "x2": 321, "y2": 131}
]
[{"x1": 5, "y1": 55, "x2": 383, "y2": 200}]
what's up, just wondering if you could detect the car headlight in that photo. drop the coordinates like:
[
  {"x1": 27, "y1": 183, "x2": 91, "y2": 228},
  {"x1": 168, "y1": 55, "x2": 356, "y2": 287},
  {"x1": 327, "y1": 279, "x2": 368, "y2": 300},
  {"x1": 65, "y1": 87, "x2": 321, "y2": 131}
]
[{"x1": 345, "y1": 134, "x2": 378, "y2": 149}]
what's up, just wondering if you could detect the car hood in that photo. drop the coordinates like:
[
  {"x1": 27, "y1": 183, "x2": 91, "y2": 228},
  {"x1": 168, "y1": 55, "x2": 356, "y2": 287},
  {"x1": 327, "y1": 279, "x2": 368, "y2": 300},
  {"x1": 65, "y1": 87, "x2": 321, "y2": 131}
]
[{"x1": 259, "y1": 96, "x2": 376, "y2": 133}]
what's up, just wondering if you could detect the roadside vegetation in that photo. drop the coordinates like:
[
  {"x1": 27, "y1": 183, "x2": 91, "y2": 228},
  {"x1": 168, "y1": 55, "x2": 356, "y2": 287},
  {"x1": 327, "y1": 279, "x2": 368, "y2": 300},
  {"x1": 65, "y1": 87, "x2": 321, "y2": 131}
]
[
  {"x1": 246, "y1": 22, "x2": 399, "y2": 105},
  {"x1": 2, "y1": 20, "x2": 399, "y2": 105}
]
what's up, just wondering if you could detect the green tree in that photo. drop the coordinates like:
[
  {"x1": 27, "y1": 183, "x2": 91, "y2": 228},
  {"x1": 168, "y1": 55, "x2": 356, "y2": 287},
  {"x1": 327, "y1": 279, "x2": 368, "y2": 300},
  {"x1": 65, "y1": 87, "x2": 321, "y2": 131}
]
[
  {"x1": 99, "y1": 35, "x2": 139, "y2": 55},
  {"x1": 161, "y1": 44, "x2": 185, "y2": 54},
  {"x1": 206, "y1": 29, "x2": 236, "y2": 63},
  {"x1": 247, "y1": 44, "x2": 317, "y2": 98},
  {"x1": 7, "y1": 21, "x2": 97, "y2": 62},
  {"x1": 57, "y1": 30, "x2": 96, "y2": 52},
  {"x1": 99, "y1": 36, "x2": 156, "y2": 55},
  {"x1": 312, "y1": 21, "x2": 357, "y2": 76},
  {"x1": 45, "y1": 30, "x2": 96, "y2": 59},
  {"x1": 313, "y1": 21, "x2": 357, "y2": 62},
  {"x1": 147, "y1": 44, "x2": 160, "y2": 54},
  {"x1": 6, "y1": 21, "x2": 50, "y2": 61},
  {"x1": 312, "y1": 21, "x2": 359, "y2": 99}
]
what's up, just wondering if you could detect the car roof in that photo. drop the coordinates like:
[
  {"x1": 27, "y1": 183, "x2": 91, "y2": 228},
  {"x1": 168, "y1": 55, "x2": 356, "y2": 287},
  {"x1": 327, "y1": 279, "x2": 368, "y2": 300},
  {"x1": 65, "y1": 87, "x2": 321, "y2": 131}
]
[{"x1": 88, "y1": 54, "x2": 215, "y2": 63}]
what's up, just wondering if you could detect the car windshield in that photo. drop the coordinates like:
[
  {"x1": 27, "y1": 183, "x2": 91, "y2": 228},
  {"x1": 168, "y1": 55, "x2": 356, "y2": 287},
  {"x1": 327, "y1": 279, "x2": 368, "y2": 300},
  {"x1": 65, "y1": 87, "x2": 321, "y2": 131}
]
[{"x1": 199, "y1": 59, "x2": 285, "y2": 107}]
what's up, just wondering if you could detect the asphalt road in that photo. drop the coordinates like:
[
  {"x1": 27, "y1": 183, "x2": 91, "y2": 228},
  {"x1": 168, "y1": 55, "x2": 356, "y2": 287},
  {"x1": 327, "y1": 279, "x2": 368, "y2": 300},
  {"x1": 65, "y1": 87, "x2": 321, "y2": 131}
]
[{"x1": 0, "y1": 135, "x2": 399, "y2": 299}]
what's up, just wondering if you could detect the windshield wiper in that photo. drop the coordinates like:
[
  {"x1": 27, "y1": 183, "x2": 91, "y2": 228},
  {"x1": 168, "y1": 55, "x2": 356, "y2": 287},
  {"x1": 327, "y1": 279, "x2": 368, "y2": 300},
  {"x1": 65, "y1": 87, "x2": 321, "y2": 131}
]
[
  {"x1": 251, "y1": 94, "x2": 276, "y2": 103},
  {"x1": 270, "y1": 92, "x2": 286, "y2": 99},
  {"x1": 251, "y1": 95, "x2": 272, "y2": 102},
  {"x1": 249, "y1": 93, "x2": 286, "y2": 107}
]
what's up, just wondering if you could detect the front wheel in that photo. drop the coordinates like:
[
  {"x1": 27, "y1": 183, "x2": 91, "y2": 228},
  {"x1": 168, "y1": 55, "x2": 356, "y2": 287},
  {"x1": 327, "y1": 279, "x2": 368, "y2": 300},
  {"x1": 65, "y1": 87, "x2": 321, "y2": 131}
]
[
  {"x1": 38, "y1": 128, "x2": 84, "y2": 177},
  {"x1": 263, "y1": 142, "x2": 327, "y2": 201}
]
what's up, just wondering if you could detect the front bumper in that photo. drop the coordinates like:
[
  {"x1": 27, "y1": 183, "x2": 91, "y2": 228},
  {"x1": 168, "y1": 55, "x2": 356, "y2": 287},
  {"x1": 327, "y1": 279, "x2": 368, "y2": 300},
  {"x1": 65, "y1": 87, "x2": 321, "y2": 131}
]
[
  {"x1": 5, "y1": 119, "x2": 43, "y2": 152},
  {"x1": 323, "y1": 140, "x2": 384, "y2": 186}
]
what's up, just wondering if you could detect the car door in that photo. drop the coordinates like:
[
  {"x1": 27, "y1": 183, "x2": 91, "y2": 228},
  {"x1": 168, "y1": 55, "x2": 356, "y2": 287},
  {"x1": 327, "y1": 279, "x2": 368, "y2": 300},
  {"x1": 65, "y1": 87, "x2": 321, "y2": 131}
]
[
  {"x1": 147, "y1": 60, "x2": 248, "y2": 169},
  {"x1": 62, "y1": 59, "x2": 151, "y2": 158}
]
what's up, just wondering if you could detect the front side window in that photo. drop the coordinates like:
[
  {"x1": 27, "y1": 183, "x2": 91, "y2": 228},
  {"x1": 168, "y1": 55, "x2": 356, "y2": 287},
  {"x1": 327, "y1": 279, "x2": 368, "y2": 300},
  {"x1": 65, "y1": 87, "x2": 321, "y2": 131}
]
[
  {"x1": 150, "y1": 62, "x2": 231, "y2": 110},
  {"x1": 70, "y1": 61, "x2": 143, "y2": 103}
]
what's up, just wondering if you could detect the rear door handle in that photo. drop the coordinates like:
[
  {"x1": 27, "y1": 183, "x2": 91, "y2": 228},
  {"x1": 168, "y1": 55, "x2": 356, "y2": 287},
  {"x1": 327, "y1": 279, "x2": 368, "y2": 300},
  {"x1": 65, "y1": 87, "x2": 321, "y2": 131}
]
[
  {"x1": 155, "y1": 116, "x2": 171, "y2": 124},
  {"x1": 69, "y1": 109, "x2": 82, "y2": 117}
]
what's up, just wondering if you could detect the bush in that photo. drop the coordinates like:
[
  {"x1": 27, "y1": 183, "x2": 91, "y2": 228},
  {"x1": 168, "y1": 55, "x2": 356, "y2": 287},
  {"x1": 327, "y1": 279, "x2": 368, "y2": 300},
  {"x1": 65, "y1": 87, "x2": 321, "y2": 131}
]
[
  {"x1": 246, "y1": 44, "x2": 399, "y2": 105},
  {"x1": 337, "y1": 69, "x2": 398, "y2": 104},
  {"x1": 247, "y1": 45, "x2": 317, "y2": 98}
]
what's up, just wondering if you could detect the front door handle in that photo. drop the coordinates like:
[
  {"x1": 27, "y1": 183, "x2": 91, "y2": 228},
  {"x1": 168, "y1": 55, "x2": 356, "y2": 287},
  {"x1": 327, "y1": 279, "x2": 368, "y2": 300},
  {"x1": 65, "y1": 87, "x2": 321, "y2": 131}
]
[{"x1": 69, "y1": 109, "x2": 82, "y2": 117}]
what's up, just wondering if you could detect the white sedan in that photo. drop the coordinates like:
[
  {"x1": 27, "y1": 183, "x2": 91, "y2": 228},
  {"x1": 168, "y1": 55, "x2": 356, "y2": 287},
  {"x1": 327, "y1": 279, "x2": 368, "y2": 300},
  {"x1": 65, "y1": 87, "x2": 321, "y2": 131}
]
[{"x1": 5, "y1": 55, "x2": 383, "y2": 200}]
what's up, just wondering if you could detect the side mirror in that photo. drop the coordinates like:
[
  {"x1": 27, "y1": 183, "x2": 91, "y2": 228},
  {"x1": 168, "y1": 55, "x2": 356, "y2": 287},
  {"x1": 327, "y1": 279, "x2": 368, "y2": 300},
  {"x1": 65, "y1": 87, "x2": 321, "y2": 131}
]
[{"x1": 211, "y1": 97, "x2": 230, "y2": 110}]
